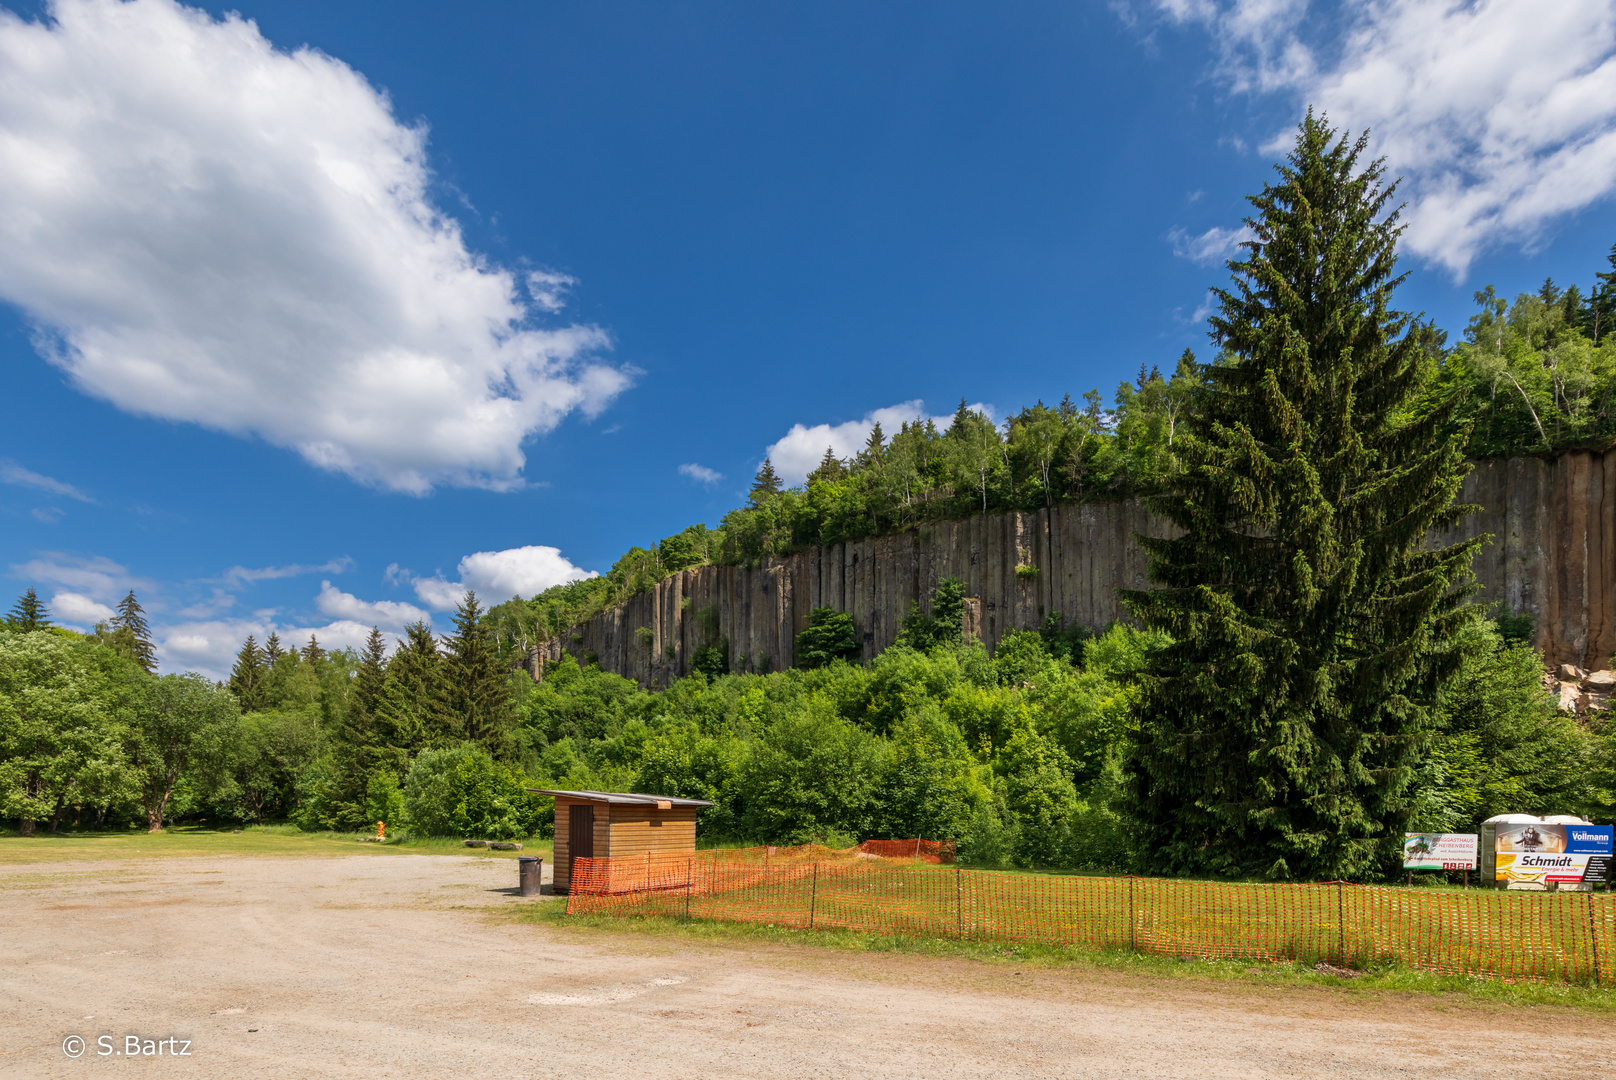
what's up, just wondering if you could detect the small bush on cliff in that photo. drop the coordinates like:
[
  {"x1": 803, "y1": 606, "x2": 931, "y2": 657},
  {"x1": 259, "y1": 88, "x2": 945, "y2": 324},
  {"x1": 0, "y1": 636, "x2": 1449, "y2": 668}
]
[{"x1": 793, "y1": 607, "x2": 859, "y2": 669}]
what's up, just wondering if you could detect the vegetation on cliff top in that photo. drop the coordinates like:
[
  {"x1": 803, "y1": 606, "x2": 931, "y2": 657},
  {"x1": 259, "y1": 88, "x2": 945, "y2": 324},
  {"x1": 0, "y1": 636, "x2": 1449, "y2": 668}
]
[{"x1": 490, "y1": 245, "x2": 1616, "y2": 651}]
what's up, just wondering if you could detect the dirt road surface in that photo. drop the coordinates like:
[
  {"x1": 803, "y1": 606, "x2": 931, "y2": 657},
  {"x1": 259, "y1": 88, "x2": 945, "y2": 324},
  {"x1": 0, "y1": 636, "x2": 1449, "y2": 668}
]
[{"x1": 2, "y1": 854, "x2": 1609, "y2": 1078}]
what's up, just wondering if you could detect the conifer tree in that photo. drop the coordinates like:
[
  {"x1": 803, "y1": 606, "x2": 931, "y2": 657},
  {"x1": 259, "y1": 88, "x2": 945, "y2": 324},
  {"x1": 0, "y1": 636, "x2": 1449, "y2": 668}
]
[
  {"x1": 1589, "y1": 241, "x2": 1616, "y2": 344},
  {"x1": 228, "y1": 635, "x2": 268, "y2": 712},
  {"x1": 1121, "y1": 113, "x2": 1482, "y2": 881},
  {"x1": 748, "y1": 457, "x2": 783, "y2": 507},
  {"x1": 862, "y1": 421, "x2": 886, "y2": 468},
  {"x1": 300, "y1": 635, "x2": 325, "y2": 666},
  {"x1": 948, "y1": 397, "x2": 972, "y2": 435},
  {"x1": 263, "y1": 632, "x2": 285, "y2": 664},
  {"x1": 111, "y1": 590, "x2": 158, "y2": 673},
  {"x1": 377, "y1": 620, "x2": 447, "y2": 752},
  {"x1": 354, "y1": 628, "x2": 388, "y2": 723},
  {"x1": 808, "y1": 446, "x2": 846, "y2": 485},
  {"x1": 7, "y1": 588, "x2": 51, "y2": 631},
  {"x1": 441, "y1": 592, "x2": 515, "y2": 760}
]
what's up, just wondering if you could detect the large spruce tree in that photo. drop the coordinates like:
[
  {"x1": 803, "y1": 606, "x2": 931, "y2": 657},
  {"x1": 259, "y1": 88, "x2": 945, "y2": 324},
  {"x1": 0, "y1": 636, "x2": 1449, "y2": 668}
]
[
  {"x1": 228, "y1": 635, "x2": 268, "y2": 712},
  {"x1": 323, "y1": 627, "x2": 393, "y2": 826},
  {"x1": 376, "y1": 620, "x2": 447, "y2": 752},
  {"x1": 111, "y1": 590, "x2": 158, "y2": 673},
  {"x1": 7, "y1": 588, "x2": 51, "y2": 631},
  {"x1": 1121, "y1": 113, "x2": 1482, "y2": 881},
  {"x1": 441, "y1": 592, "x2": 516, "y2": 760}
]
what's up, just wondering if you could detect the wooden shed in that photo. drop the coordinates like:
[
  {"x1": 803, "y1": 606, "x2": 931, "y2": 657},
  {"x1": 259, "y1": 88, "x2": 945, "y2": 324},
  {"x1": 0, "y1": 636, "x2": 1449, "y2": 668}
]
[{"x1": 527, "y1": 789, "x2": 713, "y2": 894}]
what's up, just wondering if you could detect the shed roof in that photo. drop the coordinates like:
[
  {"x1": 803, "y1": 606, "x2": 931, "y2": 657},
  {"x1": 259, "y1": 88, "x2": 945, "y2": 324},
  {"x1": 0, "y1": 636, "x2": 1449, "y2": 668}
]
[{"x1": 525, "y1": 788, "x2": 713, "y2": 808}]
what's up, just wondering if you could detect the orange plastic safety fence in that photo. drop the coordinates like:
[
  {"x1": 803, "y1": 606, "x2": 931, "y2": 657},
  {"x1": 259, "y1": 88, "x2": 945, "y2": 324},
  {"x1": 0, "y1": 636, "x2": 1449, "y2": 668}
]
[
  {"x1": 566, "y1": 856, "x2": 1616, "y2": 986},
  {"x1": 856, "y1": 838, "x2": 956, "y2": 864}
]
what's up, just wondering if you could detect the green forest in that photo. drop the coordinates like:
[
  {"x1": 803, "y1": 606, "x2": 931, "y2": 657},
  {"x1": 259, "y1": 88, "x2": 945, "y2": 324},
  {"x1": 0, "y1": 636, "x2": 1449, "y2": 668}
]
[{"x1": 4, "y1": 117, "x2": 1615, "y2": 880}]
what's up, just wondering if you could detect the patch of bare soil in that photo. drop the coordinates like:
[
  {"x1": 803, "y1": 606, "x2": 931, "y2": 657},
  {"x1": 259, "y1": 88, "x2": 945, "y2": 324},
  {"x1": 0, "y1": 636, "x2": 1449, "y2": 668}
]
[{"x1": 0, "y1": 854, "x2": 1608, "y2": 1078}]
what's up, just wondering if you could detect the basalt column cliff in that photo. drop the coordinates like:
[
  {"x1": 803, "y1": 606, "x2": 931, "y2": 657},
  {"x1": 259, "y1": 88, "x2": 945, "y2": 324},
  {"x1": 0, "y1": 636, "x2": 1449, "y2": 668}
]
[{"x1": 533, "y1": 450, "x2": 1616, "y2": 686}]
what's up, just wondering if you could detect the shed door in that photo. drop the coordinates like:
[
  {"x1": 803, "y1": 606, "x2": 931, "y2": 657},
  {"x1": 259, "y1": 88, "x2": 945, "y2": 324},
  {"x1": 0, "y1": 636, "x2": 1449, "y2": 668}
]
[{"x1": 569, "y1": 804, "x2": 595, "y2": 860}]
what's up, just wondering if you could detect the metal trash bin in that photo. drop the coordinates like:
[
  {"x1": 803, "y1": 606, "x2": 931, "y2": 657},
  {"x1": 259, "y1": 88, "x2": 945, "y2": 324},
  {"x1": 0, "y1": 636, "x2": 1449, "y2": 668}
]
[{"x1": 519, "y1": 856, "x2": 543, "y2": 897}]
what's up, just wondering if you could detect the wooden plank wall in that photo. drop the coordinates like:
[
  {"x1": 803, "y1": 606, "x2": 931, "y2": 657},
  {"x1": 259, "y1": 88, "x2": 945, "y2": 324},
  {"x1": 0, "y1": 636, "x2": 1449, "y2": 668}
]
[
  {"x1": 554, "y1": 799, "x2": 699, "y2": 892},
  {"x1": 606, "y1": 806, "x2": 698, "y2": 858},
  {"x1": 554, "y1": 801, "x2": 572, "y2": 891}
]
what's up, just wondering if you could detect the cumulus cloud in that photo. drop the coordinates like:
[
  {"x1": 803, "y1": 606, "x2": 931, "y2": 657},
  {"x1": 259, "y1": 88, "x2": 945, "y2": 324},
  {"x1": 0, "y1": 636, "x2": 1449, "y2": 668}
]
[
  {"x1": 405, "y1": 544, "x2": 597, "y2": 610},
  {"x1": 1168, "y1": 224, "x2": 1255, "y2": 265},
  {"x1": 1143, "y1": 0, "x2": 1616, "y2": 275},
  {"x1": 12, "y1": 552, "x2": 136, "y2": 600},
  {"x1": 1, "y1": 459, "x2": 93, "y2": 502},
  {"x1": 766, "y1": 401, "x2": 992, "y2": 485},
  {"x1": 678, "y1": 463, "x2": 723, "y2": 486},
  {"x1": 50, "y1": 590, "x2": 114, "y2": 627},
  {"x1": 315, "y1": 581, "x2": 430, "y2": 628},
  {"x1": 158, "y1": 615, "x2": 382, "y2": 680},
  {"x1": 0, "y1": 0, "x2": 630, "y2": 493}
]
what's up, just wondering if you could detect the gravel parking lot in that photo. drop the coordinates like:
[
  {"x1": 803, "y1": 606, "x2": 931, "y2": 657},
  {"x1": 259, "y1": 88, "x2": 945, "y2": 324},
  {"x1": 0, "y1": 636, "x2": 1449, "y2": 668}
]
[{"x1": 2, "y1": 853, "x2": 1609, "y2": 1078}]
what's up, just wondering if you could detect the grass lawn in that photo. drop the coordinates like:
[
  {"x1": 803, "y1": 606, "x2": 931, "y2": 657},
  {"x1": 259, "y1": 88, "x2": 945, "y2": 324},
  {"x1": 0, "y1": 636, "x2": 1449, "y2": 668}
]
[
  {"x1": 512, "y1": 901, "x2": 1616, "y2": 1013},
  {"x1": 0, "y1": 824, "x2": 553, "y2": 865}
]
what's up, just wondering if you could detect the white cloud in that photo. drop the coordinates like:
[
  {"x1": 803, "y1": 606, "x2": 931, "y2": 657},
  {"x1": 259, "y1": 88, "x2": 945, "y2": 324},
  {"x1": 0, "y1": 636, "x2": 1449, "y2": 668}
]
[
  {"x1": 50, "y1": 590, "x2": 114, "y2": 627},
  {"x1": 1168, "y1": 224, "x2": 1254, "y2": 265},
  {"x1": 526, "y1": 270, "x2": 577, "y2": 313},
  {"x1": 1, "y1": 459, "x2": 94, "y2": 502},
  {"x1": 219, "y1": 557, "x2": 355, "y2": 588},
  {"x1": 12, "y1": 552, "x2": 135, "y2": 601},
  {"x1": 407, "y1": 544, "x2": 597, "y2": 610},
  {"x1": 766, "y1": 401, "x2": 993, "y2": 485},
  {"x1": 177, "y1": 588, "x2": 236, "y2": 618},
  {"x1": 1146, "y1": 0, "x2": 1616, "y2": 275},
  {"x1": 158, "y1": 615, "x2": 382, "y2": 681},
  {"x1": 315, "y1": 580, "x2": 430, "y2": 628},
  {"x1": 678, "y1": 463, "x2": 723, "y2": 486},
  {"x1": 0, "y1": 0, "x2": 630, "y2": 493},
  {"x1": 30, "y1": 508, "x2": 64, "y2": 524}
]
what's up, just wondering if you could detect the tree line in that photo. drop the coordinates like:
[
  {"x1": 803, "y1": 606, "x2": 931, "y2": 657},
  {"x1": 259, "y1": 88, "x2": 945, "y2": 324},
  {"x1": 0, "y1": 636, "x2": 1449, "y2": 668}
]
[
  {"x1": 488, "y1": 253, "x2": 1616, "y2": 656},
  {"x1": 6, "y1": 116, "x2": 1615, "y2": 881}
]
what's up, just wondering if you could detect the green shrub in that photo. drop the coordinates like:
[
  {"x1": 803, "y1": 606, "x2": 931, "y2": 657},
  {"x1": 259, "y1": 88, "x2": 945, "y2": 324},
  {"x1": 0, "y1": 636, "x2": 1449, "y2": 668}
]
[
  {"x1": 402, "y1": 743, "x2": 541, "y2": 839},
  {"x1": 793, "y1": 607, "x2": 860, "y2": 669},
  {"x1": 364, "y1": 773, "x2": 406, "y2": 832},
  {"x1": 691, "y1": 642, "x2": 729, "y2": 679}
]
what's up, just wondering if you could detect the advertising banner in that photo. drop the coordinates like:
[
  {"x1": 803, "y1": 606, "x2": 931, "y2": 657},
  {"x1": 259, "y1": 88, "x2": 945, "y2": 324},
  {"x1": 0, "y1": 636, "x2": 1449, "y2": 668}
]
[
  {"x1": 1493, "y1": 824, "x2": 1613, "y2": 888},
  {"x1": 1403, "y1": 833, "x2": 1478, "y2": 871}
]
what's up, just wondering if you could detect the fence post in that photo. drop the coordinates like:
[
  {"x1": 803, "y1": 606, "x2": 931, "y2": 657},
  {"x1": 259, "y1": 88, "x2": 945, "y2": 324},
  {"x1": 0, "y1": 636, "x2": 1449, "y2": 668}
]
[
  {"x1": 955, "y1": 866, "x2": 963, "y2": 939},
  {"x1": 810, "y1": 862, "x2": 819, "y2": 930},
  {"x1": 1129, "y1": 876, "x2": 1136, "y2": 953},
  {"x1": 1337, "y1": 880, "x2": 1346, "y2": 967},
  {"x1": 685, "y1": 857, "x2": 692, "y2": 921},
  {"x1": 1590, "y1": 892, "x2": 1602, "y2": 987}
]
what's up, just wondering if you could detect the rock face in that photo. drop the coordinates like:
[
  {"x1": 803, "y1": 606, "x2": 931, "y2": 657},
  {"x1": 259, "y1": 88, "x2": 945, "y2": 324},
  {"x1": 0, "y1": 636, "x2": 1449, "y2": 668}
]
[
  {"x1": 1437, "y1": 449, "x2": 1616, "y2": 674},
  {"x1": 534, "y1": 449, "x2": 1616, "y2": 686}
]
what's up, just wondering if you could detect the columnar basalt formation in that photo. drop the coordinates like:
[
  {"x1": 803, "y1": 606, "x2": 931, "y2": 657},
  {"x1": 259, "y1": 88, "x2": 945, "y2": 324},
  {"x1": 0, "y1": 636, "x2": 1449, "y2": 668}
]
[{"x1": 533, "y1": 450, "x2": 1616, "y2": 686}]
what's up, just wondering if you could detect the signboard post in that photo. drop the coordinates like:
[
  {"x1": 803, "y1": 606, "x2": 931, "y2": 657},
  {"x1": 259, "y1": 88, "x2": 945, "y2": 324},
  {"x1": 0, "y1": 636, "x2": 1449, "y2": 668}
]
[
  {"x1": 1403, "y1": 834, "x2": 1479, "y2": 887},
  {"x1": 1491, "y1": 823, "x2": 1614, "y2": 890}
]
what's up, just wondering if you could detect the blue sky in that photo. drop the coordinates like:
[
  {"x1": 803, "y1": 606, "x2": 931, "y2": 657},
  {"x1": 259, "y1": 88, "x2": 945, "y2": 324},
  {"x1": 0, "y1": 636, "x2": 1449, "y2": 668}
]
[{"x1": 3, "y1": 0, "x2": 1616, "y2": 676}]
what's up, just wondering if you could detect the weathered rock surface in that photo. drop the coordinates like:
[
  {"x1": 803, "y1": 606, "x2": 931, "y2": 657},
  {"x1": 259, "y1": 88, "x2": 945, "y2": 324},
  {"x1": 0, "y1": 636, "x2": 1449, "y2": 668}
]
[{"x1": 535, "y1": 449, "x2": 1616, "y2": 687}]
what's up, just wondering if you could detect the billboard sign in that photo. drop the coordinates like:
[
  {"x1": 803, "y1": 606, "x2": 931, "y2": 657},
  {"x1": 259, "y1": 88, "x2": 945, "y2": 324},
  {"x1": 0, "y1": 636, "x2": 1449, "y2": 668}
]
[
  {"x1": 1403, "y1": 833, "x2": 1478, "y2": 871},
  {"x1": 1493, "y1": 824, "x2": 1613, "y2": 887}
]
